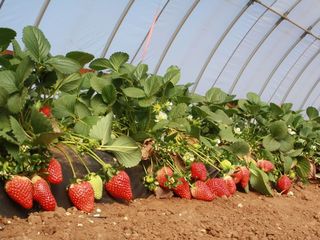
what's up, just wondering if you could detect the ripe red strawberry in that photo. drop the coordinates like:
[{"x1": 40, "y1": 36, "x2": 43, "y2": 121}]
[
  {"x1": 105, "y1": 171, "x2": 133, "y2": 201},
  {"x1": 240, "y1": 167, "x2": 250, "y2": 189},
  {"x1": 172, "y1": 177, "x2": 191, "y2": 199},
  {"x1": 277, "y1": 175, "x2": 292, "y2": 194},
  {"x1": 257, "y1": 160, "x2": 274, "y2": 173},
  {"x1": 206, "y1": 178, "x2": 230, "y2": 197},
  {"x1": 190, "y1": 162, "x2": 207, "y2": 181},
  {"x1": 1, "y1": 50, "x2": 13, "y2": 56},
  {"x1": 68, "y1": 181, "x2": 94, "y2": 212},
  {"x1": 79, "y1": 68, "x2": 95, "y2": 74},
  {"x1": 32, "y1": 176, "x2": 56, "y2": 211},
  {"x1": 5, "y1": 176, "x2": 33, "y2": 209},
  {"x1": 232, "y1": 169, "x2": 243, "y2": 184},
  {"x1": 191, "y1": 181, "x2": 215, "y2": 201},
  {"x1": 224, "y1": 176, "x2": 237, "y2": 195},
  {"x1": 156, "y1": 166, "x2": 173, "y2": 189},
  {"x1": 47, "y1": 158, "x2": 63, "y2": 184},
  {"x1": 39, "y1": 105, "x2": 52, "y2": 117}
]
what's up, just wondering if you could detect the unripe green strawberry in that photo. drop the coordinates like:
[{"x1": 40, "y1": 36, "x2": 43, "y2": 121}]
[
  {"x1": 88, "y1": 173, "x2": 103, "y2": 200},
  {"x1": 220, "y1": 160, "x2": 232, "y2": 171}
]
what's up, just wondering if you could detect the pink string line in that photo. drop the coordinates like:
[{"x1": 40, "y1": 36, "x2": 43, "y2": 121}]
[{"x1": 141, "y1": 10, "x2": 160, "y2": 62}]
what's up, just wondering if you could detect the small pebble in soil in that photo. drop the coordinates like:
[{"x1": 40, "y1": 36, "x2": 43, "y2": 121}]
[
  {"x1": 77, "y1": 223, "x2": 83, "y2": 227},
  {"x1": 93, "y1": 214, "x2": 100, "y2": 217},
  {"x1": 237, "y1": 203, "x2": 243, "y2": 208},
  {"x1": 124, "y1": 216, "x2": 128, "y2": 221},
  {"x1": 88, "y1": 219, "x2": 94, "y2": 223},
  {"x1": 112, "y1": 222, "x2": 117, "y2": 225},
  {"x1": 96, "y1": 208, "x2": 102, "y2": 213},
  {"x1": 65, "y1": 212, "x2": 71, "y2": 216},
  {"x1": 287, "y1": 191, "x2": 294, "y2": 196}
]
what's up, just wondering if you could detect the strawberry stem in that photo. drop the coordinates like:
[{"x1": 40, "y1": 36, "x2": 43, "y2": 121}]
[
  {"x1": 67, "y1": 145, "x2": 91, "y2": 174},
  {"x1": 54, "y1": 145, "x2": 77, "y2": 179}
]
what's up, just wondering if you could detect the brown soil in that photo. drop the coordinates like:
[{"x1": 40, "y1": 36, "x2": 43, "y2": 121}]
[{"x1": 1, "y1": 184, "x2": 320, "y2": 240}]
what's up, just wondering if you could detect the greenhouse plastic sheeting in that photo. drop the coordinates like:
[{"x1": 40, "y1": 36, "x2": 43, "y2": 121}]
[{"x1": 1, "y1": 0, "x2": 320, "y2": 110}]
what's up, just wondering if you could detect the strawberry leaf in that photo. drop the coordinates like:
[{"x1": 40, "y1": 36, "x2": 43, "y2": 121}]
[
  {"x1": 46, "y1": 56, "x2": 81, "y2": 74},
  {"x1": 89, "y1": 112, "x2": 113, "y2": 145},
  {"x1": 0, "y1": 70, "x2": 18, "y2": 94},
  {"x1": 101, "y1": 136, "x2": 141, "y2": 168},
  {"x1": 66, "y1": 51, "x2": 94, "y2": 66},
  {"x1": 9, "y1": 116, "x2": 29, "y2": 144},
  {"x1": 30, "y1": 109, "x2": 53, "y2": 134},
  {"x1": 163, "y1": 66, "x2": 180, "y2": 85},
  {"x1": 249, "y1": 164, "x2": 273, "y2": 196},
  {"x1": 109, "y1": 52, "x2": 129, "y2": 71},
  {"x1": 33, "y1": 132, "x2": 63, "y2": 145},
  {"x1": 22, "y1": 26, "x2": 50, "y2": 62},
  {"x1": 7, "y1": 89, "x2": 28, "y2": 114}
]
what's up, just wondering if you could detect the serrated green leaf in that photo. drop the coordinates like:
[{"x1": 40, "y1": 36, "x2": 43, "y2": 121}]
[
  {"x1": 66, "y1": 51, "x2": 94, "y2": 66},
  {"x1": 249, "y1": 164, "x2": 273, "y2": 196},
  {"x1": 152, "y1": 120, "x2": 169, "y2": 132},
  {"x1": 138, "y1": 96, "x2": 156, "y2": 107},
  {"x1": 269, "y1": 120, "x2": 288, "y2": 140},
  {"x1": 0, "y1": 87, "x2": 8, "y2": 107},
  {"x1": 74, "y1": 116, "x2": 99, "y2": 136},
  {"x1": 53, "y1": 94, "x2": 77, "y2": 118},
  {"x1": 279, "y1": 136, "x2": 294, "y2": 152},
  {"x1": 101, "y1": 136, "x2": 141, "y2": 168},
  {"x1": 144, "y1": 75, "x2": 163, "y2": 96},
  {"x1": 296, "y1": 157, "x2": 311, "y2": 180},
  {"x1": 122, "y1": 87, "x2": 146, "y2": 98},
  {"x1": 163, "y1": 65, "x2": 180, "y2": 85},
  {"x1": 9, "y1": 116, "x2": 29, "y2": 144},
  {"x1": 0, "y1": 28, "x2": 16, "y2": 51},
  {"x1": 101, "y1": 84, "x2": 117, "y2": 106},
  {"x1": 306, "y1": 107, "x2": 319, "y2": 120},
  {"x1": 168, "y1": 103, "x2": 188, "y2": 119},
  {"x1": 0, "y1": 111, "x2": 10, "y2": 131},
  {"x1": 262, "y1": 135, "x2": 280, "y2": 152},
  {"x1": 168, "y1": 118, "x2": 191, "y2": 132},
  {"x1": 219, "y1": 125, "x2": 237, "y2": 142},
  {"x1": 109, "y1": 52, "x2": 129, "y2": 71},
  {"x1": 46, "y1": 56, "x2": 81, "y2": 74},
  {"x1": 89, "y1": 112, "x2": 113, "y2": 145},
  {"x1": 89, "y1": 58, "x2": 111, "y2": 70},
  {"x1": 90, "y1": 75, "x2": 112, "y2": 94},
  {"x1": 0, "y1": 131, "x2": 19, "y2": 145},
  {"x1": 199, "y1": 136, "x2": 214, "y2": 148},
  {"x1": 247, "y1": 92, "x2": 261, "y2": 104},
  {"x1": 0, "y1": 70, "x2": 18, "y2": 94},
  {"x1": 75, "y1": 101, "x2": 91, "y2": 119},
  {"x1": 31, "y1": 109, "x2": 53, "y2": 134},
  {"x1": 33, "y1": 132, "x2": 63, "y2": 145},
  {"x1": 11, "y1": 39, "x2": 27, "y2": 58},
  {"x1": 286, "y1": 148, "x2": 303, "y2": 157},
  {"x1": 205, "y1": 87, "x2": 228, "y2": 104},
  {"x1": 15, "y1": 57, "x2": 33, "y2": 87},
  {"x1": 22, "y1": 26, "x2": 50, "y2": 62},
  {"x1": 207, "y1": 109, "x2": 233, "y2": 125},
  {"x1": 133, "y1": 64, "x2": 148, "y2": 80},
  {"x1": 58, "y1": 73, "x2": 82, "y2": 93},
  {"x1": 282, "y1": 155, "x2": 293, "y2": 174},
  {"x1": 7, "y1": 89, "x2": 28, "y2": 114},
  {"x1": 229, "y1": 141, "x2": 250, "y2": 156},
  {"x1": 90, "y1": 95, "x2": 108, "y2": 115}
]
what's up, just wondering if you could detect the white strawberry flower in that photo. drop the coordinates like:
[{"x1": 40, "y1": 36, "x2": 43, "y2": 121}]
[
  {"x1": 187, "y1": 115, "x2": 193, "y2": 121},
  {"x1": 288, "y1": 128, "x2": 296, "y2": 135},
  {"x1": 234, "y1": 127, "x2": 242, "y2": 134},
  {"x1": 310, "y1": 145, "x2": 317, "y2": 151},
  {"x1": 165, "y1": 101, "x2": 173, "y2": 111},
  {"x1": 155, "y1": 111, "x2": 168, "y2": 122}
]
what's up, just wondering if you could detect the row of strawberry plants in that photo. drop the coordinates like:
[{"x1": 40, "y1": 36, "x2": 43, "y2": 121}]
[{"x1": 0, "y1": 26, "x2": 319, "y2": 213}]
